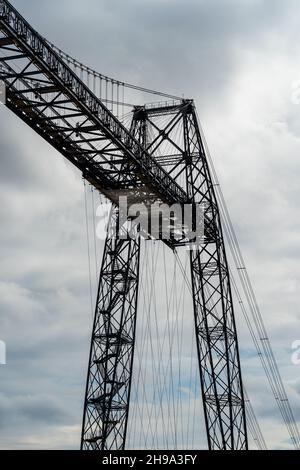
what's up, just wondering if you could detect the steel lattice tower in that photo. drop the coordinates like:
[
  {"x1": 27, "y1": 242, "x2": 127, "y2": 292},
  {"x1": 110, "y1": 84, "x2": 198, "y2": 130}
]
[
  {"x1": 81, "y1": 101, "x2": 247, "y2": 449},
  {"x1": 81, "y1": 208, "x2": 141, "y2": 450},
  {"x1": 0, "y1": 0, "x2": 248, "y2": 450}
]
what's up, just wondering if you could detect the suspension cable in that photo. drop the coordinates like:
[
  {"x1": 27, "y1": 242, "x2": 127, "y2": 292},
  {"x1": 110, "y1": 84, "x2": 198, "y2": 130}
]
[{"x1": 196, "y1": 112, "x2": 300, "y2": 450}]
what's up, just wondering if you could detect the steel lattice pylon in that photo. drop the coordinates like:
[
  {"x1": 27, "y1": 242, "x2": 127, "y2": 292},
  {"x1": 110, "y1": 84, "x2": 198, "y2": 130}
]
[{"x1": 132, "y1": 102, "x2": 247, "y2": 449}]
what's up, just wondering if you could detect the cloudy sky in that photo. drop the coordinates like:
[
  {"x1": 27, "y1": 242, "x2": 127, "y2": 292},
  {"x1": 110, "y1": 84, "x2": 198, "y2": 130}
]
[{"x1": 0, "y1": 0, "x2": 300, "y2": 450}]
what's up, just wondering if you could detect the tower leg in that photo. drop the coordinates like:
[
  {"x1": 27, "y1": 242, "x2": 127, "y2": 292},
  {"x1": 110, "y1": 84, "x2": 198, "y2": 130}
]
[{"x1": 81, "y1": 206, "x2": 140, "y2": 450}]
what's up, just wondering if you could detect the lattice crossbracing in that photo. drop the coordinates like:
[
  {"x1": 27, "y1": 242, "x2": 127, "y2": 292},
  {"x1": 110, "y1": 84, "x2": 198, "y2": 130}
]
[
  {"x1": 81, "y1": 207, "x2": 140, "y2": 450},
  {"x1": 0, "y1": 0, "x2": 299, "y2": 451}
]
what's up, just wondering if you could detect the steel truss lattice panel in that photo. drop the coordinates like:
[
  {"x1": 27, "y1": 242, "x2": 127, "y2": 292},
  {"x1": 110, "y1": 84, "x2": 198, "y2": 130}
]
[{"x1": 0, "y1": 0, "x2": 248, "y2": 451}]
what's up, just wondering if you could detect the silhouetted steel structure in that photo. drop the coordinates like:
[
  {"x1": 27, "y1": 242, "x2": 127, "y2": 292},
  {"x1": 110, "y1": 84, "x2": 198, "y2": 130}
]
[
  {"x1": 0, "y1": 0, "x2": 248, "y2": 450},
  {"x1": 131, "y1": 103, "x2": 248, "y2": 449}
]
